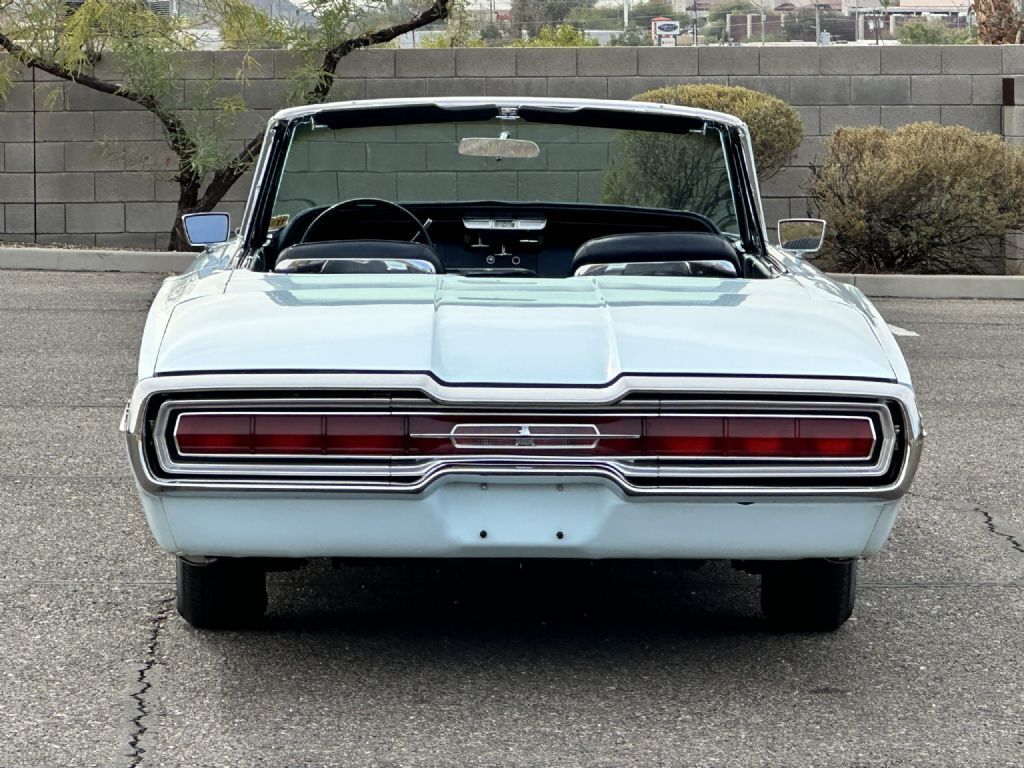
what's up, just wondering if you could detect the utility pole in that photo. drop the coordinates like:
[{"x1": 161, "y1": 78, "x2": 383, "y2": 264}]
[
  {"x1": 814, "y1": 3, "x2": 831, "y2": 44},
  {"x1": 624, "y1": 0, "x2": 630, "y2": 29}
]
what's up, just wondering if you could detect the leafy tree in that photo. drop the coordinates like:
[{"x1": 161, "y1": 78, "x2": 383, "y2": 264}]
[
  {"x1": 634, "y1": 84, "x2": 803, "y2": 181},
  {"x1": 508, "y1": 23, "x2": 597, "y2": 46},
  {"x1": 898, "y1": 18, "x2": 973, "y2": 44},
  {"x1": 566, "y1": 4, "x2": 623, "y2": 30},
  {"x1": 0, "y1": 0, "x2": 453, "y2": 250},
  {"x1": 610, "y1": 26, "x2": 655, "y2": 45},
  {"x1": 418, "y1": 0, "x2": 486, "y2": 46}
]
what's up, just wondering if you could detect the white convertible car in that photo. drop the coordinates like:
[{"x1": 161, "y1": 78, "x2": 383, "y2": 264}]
[{"x1": 122, "y1": 97, "x2": 922, "y2": 631}]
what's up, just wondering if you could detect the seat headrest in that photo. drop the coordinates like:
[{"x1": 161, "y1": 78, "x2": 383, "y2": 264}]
[
  {"x1": 274, "y1": 240, "x2": 443, "y2": 274},
  {"x1": 571, "y1": 232, "x2": 741, "y2": 275}
]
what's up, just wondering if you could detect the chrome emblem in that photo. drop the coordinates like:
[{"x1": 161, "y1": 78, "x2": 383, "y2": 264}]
[
  {"x1": 516, "y1": 425, "x2": 535, "y2": 447},
  {"x1": 448, "y1": 423, "x2": 601, "y2": 450}
]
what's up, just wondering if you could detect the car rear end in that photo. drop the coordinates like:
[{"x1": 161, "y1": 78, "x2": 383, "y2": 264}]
[{"x1": 123, "y1": 372, "x2": 921, "y2": 630}]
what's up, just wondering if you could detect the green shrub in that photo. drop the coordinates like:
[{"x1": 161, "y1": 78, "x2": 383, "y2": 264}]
[
  {"x1": 630, "y1": 84, "x2": 804, "y2": 180},
  {"x1": 807, "y1": 123, "x2": 1024, "y2": 273},
  {"x1": 507, "y1": 24, "x2": 598, "y2": 47},
  {"x1": 600, "y1": 85, "x2": 803, "y2": 231},
  {"x1": 418, "y1": 32, "x2": 486, "y2": 48},
  {"x1": 898, "y1": 19, "x2": 974, "y2": 45}
]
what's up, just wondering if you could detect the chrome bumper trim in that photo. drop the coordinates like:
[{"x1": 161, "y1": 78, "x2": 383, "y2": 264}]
[
  {"x1": 151, "y1": 401, "x2": 893, "y2": 480},
  {"x1": 123, "y1": 373, "x2": 923, "y2": 500}
]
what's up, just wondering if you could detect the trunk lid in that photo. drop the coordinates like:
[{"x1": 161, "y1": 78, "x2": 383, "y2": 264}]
[{"x1": 152, "y1": 273, "x2": 895, "y2": 384}]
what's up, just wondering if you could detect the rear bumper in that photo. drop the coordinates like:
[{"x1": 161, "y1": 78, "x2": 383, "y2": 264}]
[
  {"x1": 124, "y1": 372, "x2": 919, "y2": 560},
  {"x1": 136, "y1": 475, "x2": 903, "y2": 561}
]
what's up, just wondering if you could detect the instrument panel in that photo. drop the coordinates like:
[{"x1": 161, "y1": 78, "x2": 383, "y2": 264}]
[{"x1": 446, "y1": 216, "x2": 548, "y2": 276}]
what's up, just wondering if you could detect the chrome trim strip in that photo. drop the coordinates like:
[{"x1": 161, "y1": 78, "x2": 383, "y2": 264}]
[
  {"x1": 273, "y1": 257, "x2": 438, "y2": 275},
  {"x1": 126, "y1": 372, "x2": 912, "y2": 420},
  {"x1": 446, "y1": 423, "x2": 603, "y2": 450},
  {"x1": 163, "y1": 406, "x2": 879, "y2": 465},
  {"x1": 132, "y1": 387, "x2": 909, "y2": 495},
  {"x1": 128, "y1": 459, "x2": 920, "y2": 500},
  {"x1": 120, "y1": 376, "x2": 918, "y2": 497},
  {"x1": 463, "y1": 216, "x2": 546, "y2": 231}
]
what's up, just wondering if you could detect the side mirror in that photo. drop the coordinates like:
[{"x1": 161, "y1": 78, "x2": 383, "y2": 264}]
[
  {"x1": 777, "y1": 218, "x2": 826, "y2": 258},
  {"x1": 182, "y1": 212, "x2": 231, "y2": 247}
]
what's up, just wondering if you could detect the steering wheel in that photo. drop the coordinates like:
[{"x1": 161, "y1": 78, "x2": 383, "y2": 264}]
[{"x1": 300, "y1": 198, "x2": 434, "y2": 249}]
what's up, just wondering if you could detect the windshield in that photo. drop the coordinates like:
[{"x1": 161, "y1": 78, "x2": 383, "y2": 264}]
[{"x1": 269, "y1": 113, "x2": 741, "y2": 236}]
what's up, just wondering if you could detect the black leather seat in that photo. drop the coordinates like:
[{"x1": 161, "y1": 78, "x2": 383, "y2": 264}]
[
  {"x1": 273, "y1": 240, "x2": 444, "y2": 274},
  {"x1": 571, "y1": 232, "x2": 741, "y2": 277}
]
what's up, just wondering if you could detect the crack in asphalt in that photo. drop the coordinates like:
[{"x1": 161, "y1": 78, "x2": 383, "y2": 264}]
[
  {"x1": 975, "y1": 506, "x2": 1024, "y2": 556},
  {"x1": 908, "y1": 492, "x2": 1024, "y2": 560},
  {"x1": 128, "y1": 594, "x2": 174, "y2": 768}
]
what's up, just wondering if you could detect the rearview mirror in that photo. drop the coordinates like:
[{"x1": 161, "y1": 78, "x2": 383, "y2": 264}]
[
  {"x1": 458, "y1": 137, "x2": 541, "y2": 160},
  {"x1": 182, "y1": 212, "x2": 231, "y2": 247},
  {"x1": 777, "y1": 218, "x2": 826, "y2": 257}
]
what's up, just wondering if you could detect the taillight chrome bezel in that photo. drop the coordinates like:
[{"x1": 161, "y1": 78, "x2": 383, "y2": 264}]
[{"x1": 149, "y1": 396, "x2": 897, "y2": 485}]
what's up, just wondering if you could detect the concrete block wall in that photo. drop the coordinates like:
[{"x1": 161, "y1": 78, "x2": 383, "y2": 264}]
[{"x1": 2, "y1": 45, "x2": 1023, "y2": 259}]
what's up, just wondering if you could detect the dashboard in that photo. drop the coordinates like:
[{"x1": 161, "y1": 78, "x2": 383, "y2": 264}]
[{"x1": 264, "y1": 202, "x2": 734, "y2": 278}]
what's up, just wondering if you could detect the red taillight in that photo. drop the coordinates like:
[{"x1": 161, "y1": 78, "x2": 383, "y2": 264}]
[
  {"x1": 175, "y1": 414, "x2": 405, "y2": 456},
  {"x1": 325, "y1": 415, "x2": 405, "y2": 454},
  {"x1": 797, "y1": 418, "x2": 875, "y2": 458},
  {"x1": 645, "y1": 417, "x2": 726, "y2": 456},
  {"x1": 643, "y1": 416, "x2": 873, "y2": 459},
  {"x1": 253, "y1": 415, "x2": 322, "y2": 454},
  {"x1": 725, "y1": 417, "x2": 798, "y2": 457},
  {"x1": 175, "y1": 414, "x2": 251, "y2": 454},
  {"x1": 173, "y1": 413, "x2": 874, "y2": 460}
]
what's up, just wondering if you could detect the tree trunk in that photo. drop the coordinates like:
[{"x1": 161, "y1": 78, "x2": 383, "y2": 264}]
[
  {"x1": 167, "y1": 174, "x2": 202, "y2": 252},
  {"x1": 974, "y1": 0, "x2": 1023, "y2": 44}
]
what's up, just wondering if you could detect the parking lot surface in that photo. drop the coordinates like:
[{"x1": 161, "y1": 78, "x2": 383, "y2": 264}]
[{"x1": 0, "y1": 270, "x2": 1021, "y2": 767}]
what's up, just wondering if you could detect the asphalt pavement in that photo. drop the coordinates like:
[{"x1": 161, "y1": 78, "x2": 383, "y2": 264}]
[{"x1": 0, "y1": 270, "x2": 1021, "y2": 767}]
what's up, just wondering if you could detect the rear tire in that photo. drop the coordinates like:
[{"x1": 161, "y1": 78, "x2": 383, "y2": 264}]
[
  {"x1": 176, "y1": 557, "x2": 268, "y2": 630},
  {"x1": 760, "y1": 558, "x2": 857, "y2": 632}
]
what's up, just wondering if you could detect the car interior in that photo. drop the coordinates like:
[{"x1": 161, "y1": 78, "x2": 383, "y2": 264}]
[{"x1": 258, "y1": 198, "x2": 773, "y2": 279}]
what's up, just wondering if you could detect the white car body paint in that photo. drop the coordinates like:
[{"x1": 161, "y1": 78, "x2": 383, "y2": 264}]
[{"x1": 124, "y1": 98, "x2": 923, "y2": 565}]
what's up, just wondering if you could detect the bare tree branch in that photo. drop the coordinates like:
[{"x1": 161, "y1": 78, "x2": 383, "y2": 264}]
[
  {"x1": 316, "y1": 0, "x2": 451, "y2": 102},
  {"x1": 199, "y1": 133, "x2": 264, "y2": 211},
  {"x1": 0, "y1": 29, "x2": 199, "y2": 162},
  {"x1": 203, "y1": 0, "x2": 452, "y2": 216},
  {"x1": 1, "y1": 0, "x2": 453, "y2": 249}
]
